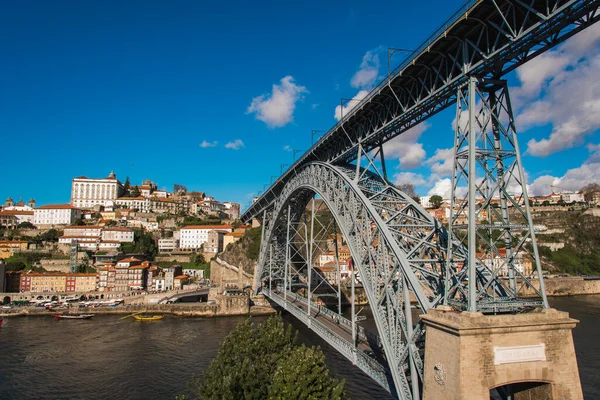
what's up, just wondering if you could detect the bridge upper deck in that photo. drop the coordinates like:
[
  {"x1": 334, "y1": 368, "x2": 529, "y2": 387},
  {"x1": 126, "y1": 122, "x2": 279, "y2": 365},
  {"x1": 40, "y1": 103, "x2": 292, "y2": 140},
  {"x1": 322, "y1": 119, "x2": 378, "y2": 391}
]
[{"x1": 243, "y1": 0, "x2": 599, "y2": 222}]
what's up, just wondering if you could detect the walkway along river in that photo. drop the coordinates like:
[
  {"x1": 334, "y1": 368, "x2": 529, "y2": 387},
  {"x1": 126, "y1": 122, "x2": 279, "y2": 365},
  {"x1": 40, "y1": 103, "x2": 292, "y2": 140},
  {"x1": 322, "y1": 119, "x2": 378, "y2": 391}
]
[{"x1": 0, "y1": 295, "x2": 597, "y2": 399}]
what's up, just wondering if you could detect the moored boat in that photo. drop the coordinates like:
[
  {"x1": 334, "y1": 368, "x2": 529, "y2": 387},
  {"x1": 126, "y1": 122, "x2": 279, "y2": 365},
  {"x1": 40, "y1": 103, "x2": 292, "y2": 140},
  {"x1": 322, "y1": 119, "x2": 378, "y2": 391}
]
[
  {"x1": 52, "y1": 314, "x2": 94, "y2": 320},
  {"x1": 132, "y1": 315, "x2": 163, "y2": 321},
  {"x1": 0, "y1": 318, "x2": 3, "y2": 327}
]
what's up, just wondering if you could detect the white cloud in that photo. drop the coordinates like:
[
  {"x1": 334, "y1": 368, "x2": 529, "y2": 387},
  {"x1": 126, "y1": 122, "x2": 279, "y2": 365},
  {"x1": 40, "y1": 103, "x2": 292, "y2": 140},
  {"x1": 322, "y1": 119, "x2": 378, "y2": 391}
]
[
  {"x1": 426, "y1": 147, "x2": 454, "y2": 176},
  {"x1": 529, "y1": 175, "x2": 559, "y2": 196},
  {"x1": 311, "y1": 103, "x2": 319, "y2": 110},
  {"x1": 393, "y1": 171, "x2": 426, "y2": 186},
  {"x1": 511, "y1": 23, "x2": 600, "y2": 157},
  {"x1": 283, "y1": 145, "x2": 292, "y2": 152},
  {"x1": 247, "y1": 76, "x2": 308, "y2": 128},
  {"x1": 587, "y1": 143, "x2": 600, "y2": 163},
  {"x1": 225, "y1": 139, "x2": 245, "y2": 150},
  {"x1": 381, "y1": 123, "x2": 430, "y2": 169},
  {"x1": 334, "y1": 89, "x2": 369, "y2": 121},
  {"x1": 351, "y1": 50, "x2": 380, "y2": 89},
  {"x1": 333, "y1": 49, "x2": 383, "y2": 121},
  {"x1": 529, "y1": 162, "x2": 600, "y2": 196},
  {"x1": 428, "y1": 178, "x2": 454, "y2": 199},
  {"x1": 199, "y1": 140, "x2": 218, "y2": 148},
  {"x1": 514, "y1": 52, "x2": 570, "y2": 99}
]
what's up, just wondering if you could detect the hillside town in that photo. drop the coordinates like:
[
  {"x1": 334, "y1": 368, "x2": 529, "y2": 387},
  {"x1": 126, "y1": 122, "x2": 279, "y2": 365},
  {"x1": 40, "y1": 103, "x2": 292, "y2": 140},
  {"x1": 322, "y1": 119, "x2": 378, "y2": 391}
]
[
  {"x1": 1, "y1": 174, "x2": 600, "y2": 298},
  {"x1": 0, "y1": 171, "x2": 247, "y2": 296}
]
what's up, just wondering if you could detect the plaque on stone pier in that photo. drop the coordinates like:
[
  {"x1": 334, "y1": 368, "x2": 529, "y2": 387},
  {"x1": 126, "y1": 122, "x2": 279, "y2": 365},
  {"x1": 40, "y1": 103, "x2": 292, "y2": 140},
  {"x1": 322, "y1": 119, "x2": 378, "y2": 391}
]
[{"x1": 493, "y1": 344, "x2": 546, "y2": 365}]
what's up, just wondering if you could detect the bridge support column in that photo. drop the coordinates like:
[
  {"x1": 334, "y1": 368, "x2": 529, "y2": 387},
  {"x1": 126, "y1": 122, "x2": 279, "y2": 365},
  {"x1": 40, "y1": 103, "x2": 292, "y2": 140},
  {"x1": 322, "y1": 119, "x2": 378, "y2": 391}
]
[
  {"x1": 447, "y1": 77, "x2": 549, "y2": 310},
  {"x1": 421, "y1": 308, "x2": 582, "y2": 400}
]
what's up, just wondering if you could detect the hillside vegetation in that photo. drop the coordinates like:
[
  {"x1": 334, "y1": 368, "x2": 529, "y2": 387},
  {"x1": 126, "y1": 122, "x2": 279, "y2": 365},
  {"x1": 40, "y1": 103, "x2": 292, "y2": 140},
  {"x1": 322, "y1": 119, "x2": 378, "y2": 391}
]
[
  {"x1": 219, "y1": 227, "x2": 261, "y2": 275},
  {"x1": 533, "y1": 209, "x2": 600, "y2": 275}
]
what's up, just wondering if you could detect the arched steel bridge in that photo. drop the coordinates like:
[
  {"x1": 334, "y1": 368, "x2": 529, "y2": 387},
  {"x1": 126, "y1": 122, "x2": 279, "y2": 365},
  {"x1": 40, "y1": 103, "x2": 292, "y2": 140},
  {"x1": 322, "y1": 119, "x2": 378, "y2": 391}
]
[{"x1": 241, "y1": 1, "x2": 600, "y2": 399}]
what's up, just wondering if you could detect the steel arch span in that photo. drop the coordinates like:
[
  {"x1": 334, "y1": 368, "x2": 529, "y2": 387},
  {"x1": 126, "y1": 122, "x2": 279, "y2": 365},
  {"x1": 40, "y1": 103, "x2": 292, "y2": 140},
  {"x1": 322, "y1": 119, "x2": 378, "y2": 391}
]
[{"x1": 254, "y1": 161, "x2": 479, "y2": 399}]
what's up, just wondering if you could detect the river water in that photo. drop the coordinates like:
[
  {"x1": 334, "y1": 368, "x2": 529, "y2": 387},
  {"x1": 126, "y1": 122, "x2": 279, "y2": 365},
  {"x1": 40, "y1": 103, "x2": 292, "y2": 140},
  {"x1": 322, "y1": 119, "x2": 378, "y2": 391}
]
[{"x1": 0, "y1": 295, "x2": 597, "y2": 399}]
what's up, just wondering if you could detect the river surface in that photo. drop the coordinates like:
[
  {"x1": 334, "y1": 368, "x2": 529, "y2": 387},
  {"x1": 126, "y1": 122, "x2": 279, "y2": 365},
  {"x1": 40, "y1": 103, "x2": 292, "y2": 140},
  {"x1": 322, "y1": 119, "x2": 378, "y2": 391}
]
[{"x1": 0, "y1": 295, "x2": 597, "y2": 399}]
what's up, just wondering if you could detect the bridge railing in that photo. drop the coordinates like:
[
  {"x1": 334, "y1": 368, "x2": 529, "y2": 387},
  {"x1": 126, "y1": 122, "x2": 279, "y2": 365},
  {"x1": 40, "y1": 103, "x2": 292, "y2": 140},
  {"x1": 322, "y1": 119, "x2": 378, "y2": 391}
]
[
  {"x1": 272, "y1": 287, "x2": 383, "y2": 349},
  {"x1": 263, "y1": 287, "x2": 391, "y2": 393}
]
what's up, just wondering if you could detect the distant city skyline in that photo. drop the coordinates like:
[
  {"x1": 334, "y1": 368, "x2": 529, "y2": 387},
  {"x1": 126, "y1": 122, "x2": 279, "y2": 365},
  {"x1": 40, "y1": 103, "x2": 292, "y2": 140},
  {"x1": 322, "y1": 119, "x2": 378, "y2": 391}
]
[{"x1": 1, "y1": 0, "x2": 599, "y2": 212}]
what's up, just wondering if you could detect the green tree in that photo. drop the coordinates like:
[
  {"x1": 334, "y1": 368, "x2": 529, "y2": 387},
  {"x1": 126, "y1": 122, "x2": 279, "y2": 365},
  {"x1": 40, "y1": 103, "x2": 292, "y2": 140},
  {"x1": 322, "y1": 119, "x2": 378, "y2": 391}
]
[
  {"x1": 397, "y1": 183, "x2": 420, "y2": 203},
  {"x1": 183, "y1": 314, "x2": 344, "y2": 400},
  {"x1": 40, "y1": 228, "x2": 60, "y2": 242},
  {"x1": 268, "y1": 345, "x2": 345, "y2": 400},
  {"x1": 72, "y1": 218, "x2": 85, "y2": 226},
  {"x1": 123, "y1": 176, "x2": 131, "y2": 196},
  {"x1": 429, "y1": 194, "x2": 443, "y2": 209},
  {"x1": 17, "y1": 221, "x2": 36, "y2": 229},
  {"x1": 130, "y1": 185, "x2": 141, "y2": 197},
  {"x1": 246, "y1": 227, "x2": 262, "y2": 261},
  {"x1": 104, "y1": 220, "x2": 117, "y2": 227}
]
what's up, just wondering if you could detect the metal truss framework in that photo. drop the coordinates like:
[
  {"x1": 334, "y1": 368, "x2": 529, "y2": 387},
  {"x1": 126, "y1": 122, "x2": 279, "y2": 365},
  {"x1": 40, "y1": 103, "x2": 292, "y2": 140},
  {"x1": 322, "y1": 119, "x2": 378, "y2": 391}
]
[
  {"x1": 245, "y1": 0, "x2": 600, "y2": 220},
  {"x1": 447, "y1": 77, "x2": 549, "y2": 312},
  {"x1": 254, "y1": 161, "x2": 485, "y2": 399}
]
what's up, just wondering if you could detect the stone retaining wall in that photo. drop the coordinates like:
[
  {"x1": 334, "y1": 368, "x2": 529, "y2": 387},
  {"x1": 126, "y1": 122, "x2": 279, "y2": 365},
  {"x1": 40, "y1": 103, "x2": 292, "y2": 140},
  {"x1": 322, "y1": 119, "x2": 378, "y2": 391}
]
[
  {"x1": 1, "y1": 295, "x2": 249, "y2": 317},
  {"x1": 523, "y1": 278, "x2": 600, "y2": 297}
]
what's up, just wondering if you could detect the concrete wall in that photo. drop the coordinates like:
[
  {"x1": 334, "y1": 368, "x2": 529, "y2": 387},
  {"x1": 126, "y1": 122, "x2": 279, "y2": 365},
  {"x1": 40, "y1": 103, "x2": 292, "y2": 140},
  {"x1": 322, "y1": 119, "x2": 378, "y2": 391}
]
[
  {"x1": 39, "y1": 259, "x2": 71, "y2": 272},
  {"x1": 210, "y1": 258, "x2": 253, "y2": 292},
  {"x1": 155, "y1": 254, "x2": 192, "y2": 263},
  {"x1": 523, "y1": 278, "x2": 600, "y2": 297},
  {"x1": 1, "y1": 294, "x2": 249, "y2": 317}
]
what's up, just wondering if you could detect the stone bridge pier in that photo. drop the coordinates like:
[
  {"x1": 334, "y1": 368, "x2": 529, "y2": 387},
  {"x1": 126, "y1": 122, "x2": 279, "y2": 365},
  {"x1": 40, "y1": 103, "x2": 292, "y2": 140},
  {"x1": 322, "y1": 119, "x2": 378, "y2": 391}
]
[{"x1": 421, "y1": 307, "x2": 582, "y2": 400}]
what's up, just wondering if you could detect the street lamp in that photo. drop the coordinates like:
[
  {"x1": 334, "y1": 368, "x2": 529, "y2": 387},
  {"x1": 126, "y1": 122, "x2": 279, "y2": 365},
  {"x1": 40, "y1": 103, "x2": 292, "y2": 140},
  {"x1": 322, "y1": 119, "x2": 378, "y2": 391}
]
[
  {"x1": 280, "y1": 164, "x2": 288, "y2": 174},
  {"x1": 293, "y1": 149, "x2": 304, "y2": 162},
  {"x1": 311, "y1": 130, "x2": 325, "y2": 145},
  {"x1": 270, "y1": 176, "x2": 278, "y2": 184},
  {"x1": 387, "y1": 48, "x2": 414, "y2": 78}
]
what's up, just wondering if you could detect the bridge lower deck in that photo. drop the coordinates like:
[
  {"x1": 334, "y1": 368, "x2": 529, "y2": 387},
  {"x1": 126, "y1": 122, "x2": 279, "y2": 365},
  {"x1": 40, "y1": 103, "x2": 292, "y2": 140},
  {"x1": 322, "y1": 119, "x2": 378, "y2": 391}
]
[{"x1": 262, "y1": 287, "x2": 393, "y2": 393}]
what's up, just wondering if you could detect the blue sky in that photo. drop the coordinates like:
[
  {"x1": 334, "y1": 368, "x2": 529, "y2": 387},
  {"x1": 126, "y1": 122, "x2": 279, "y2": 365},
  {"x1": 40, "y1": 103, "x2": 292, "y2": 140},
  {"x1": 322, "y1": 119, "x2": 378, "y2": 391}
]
[{"x1": 1, "y1": 1, "x2": 599, "y2": 211}]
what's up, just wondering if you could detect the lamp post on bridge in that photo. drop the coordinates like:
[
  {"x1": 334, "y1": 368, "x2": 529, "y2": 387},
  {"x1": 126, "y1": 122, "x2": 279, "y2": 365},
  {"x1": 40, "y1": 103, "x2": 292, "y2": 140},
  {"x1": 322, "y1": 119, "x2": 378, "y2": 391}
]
[
  {"x1": 387, "y1": 48, "x2": 414, "y2": 79},
  {"x1": 293, "y1": 149, "x2": 304, "y2": 162},
  {"x1": 311, "y1": 129, "x2": 325, "y2": 145},
  {"x1": 339, "y1": 97, "x2": 362, "y2": 121},
  {"x1": 280, "y1": 164, "x2": 288, "y2": 174}
]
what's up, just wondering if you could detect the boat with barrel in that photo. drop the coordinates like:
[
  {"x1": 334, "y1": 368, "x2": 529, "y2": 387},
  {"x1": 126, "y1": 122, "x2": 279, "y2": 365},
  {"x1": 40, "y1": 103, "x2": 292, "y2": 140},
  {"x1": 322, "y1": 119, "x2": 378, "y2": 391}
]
[{"x1": 52, "y1": 313, "x2": 94, "y2": 320}]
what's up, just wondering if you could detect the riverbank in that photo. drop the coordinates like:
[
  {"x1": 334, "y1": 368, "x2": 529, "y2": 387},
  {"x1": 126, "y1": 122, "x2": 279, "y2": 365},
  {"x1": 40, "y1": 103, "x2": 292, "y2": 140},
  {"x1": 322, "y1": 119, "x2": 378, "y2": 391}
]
[
  {"x1": 0, "y1": 296, "x2": 276, "y2": 318},
  {"x1": 523, "y1": 277, "x2": 600, "y2": 297}
]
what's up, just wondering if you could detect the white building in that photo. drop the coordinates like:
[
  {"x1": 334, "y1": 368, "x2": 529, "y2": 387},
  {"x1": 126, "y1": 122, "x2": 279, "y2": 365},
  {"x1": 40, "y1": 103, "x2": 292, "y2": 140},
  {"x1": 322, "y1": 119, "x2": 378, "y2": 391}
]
[
  {"x1": 64, "y1": 226, "x2": 103, "y2": 237},
  {"x1": 4, "y1": 197, "x2": 36, "y2": 211},
  {"x1": 158, "y1": 238, "x2": 180, "y2": 253},
  {"x1": 34, "y1": 204, "x2": 82, "y2": 227},
  {"x1": 71, "y1": 171, "x2": 124, "y2": 209},
  {"x1": 115, "y1": 196, "x2": 150, "y2": 212},
  {"x1": 319, "y1": 252, "x2": 336, "y2": 267},
  {"x1": 179, "y1": 225, "x2": 233, "y2": 250},
  {"x1": 101, "y1": 227, "x2": 134, "y2": 243},
  {"x1": 59, "y1": 226, "x2": 133, "y2": 251},
  {"x1": 222, "y1": 202, "x2": 241, "y2": 219},
  {"x1": 560, "y1": 192, "x2": 585, "y2": 203}
]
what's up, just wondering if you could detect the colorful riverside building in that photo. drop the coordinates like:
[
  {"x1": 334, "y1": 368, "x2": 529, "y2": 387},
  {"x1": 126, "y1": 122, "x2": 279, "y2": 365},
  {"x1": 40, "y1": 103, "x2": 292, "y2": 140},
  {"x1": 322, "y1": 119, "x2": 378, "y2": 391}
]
[
  {"x1": 98, "y1": 260, "x2": 160, "y2": 292},
  {"x1": 18, "y1": 272, "x2": 96, "y2": 293},
  {"x1": 0, "y1": 239, "x2": 29, "y2": 259}
]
